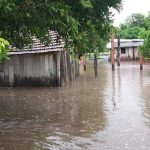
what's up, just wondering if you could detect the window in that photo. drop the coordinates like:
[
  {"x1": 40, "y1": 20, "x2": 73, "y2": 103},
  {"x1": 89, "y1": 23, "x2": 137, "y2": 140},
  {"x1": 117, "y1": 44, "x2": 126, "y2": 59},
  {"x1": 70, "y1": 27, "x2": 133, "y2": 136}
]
[{"x1": 121, "y1": 48, "x2": 126, "y2": 54}]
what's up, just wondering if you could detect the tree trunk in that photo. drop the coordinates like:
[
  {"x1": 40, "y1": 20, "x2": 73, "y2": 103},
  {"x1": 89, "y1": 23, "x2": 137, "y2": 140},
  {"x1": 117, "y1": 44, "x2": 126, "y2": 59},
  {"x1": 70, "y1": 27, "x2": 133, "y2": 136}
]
[
  {"x1": 133, "y1": 47, "x2": 135, "y2": 60},
  {"x1": 94, "y1": 54, "x2": 98, "y2": 77},
  {"x1": 111, "y1": 33, "x2": 115, "y2": 71},
  {"x1": 83, "y1": 55, "x2": 86, "y2": 71},
  {"x1": 84, "y1": 55, "x2": 87, "y2": 71}
]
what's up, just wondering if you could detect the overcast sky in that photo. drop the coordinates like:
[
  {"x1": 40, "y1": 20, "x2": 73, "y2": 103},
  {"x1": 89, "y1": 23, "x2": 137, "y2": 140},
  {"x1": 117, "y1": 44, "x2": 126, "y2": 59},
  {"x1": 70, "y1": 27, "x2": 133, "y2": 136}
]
[{"x1": 113, "y1": 0, "x2": 150, "y2": 26}]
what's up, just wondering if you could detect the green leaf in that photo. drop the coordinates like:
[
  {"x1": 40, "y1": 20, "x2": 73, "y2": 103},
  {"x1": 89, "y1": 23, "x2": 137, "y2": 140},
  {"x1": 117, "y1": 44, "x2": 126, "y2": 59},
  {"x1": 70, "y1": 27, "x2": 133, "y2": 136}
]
[{"x1": 80, "y1": 0, "x2": 93, "y2": 9}]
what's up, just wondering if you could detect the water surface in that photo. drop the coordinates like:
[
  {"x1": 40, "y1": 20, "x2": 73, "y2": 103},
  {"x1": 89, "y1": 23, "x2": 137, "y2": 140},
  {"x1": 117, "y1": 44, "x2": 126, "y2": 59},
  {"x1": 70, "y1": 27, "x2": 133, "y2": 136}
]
[{"x1": 0, "y1": 61, "x2": 150, "y2": 150}]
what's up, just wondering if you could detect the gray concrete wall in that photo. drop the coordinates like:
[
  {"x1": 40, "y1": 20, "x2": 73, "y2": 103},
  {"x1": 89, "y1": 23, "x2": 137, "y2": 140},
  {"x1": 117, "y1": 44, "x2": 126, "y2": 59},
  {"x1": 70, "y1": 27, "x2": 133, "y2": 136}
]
[
  {"x1": 0, "y1": 51, "x2": 79, "y2": 87},
  {"x1": 114, "y1": 47, "x2": 139, "y2": 61}
]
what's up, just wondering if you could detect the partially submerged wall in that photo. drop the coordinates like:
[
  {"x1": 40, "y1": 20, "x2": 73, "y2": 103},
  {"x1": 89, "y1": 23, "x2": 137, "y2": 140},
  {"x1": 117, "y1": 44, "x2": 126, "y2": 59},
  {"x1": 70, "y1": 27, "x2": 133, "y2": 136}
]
[
  {"x1": 108, "y1": 47, "x2": 140, "y2": 61},
  {"x1": 0, "y1": 51, "x2": 78, "y2": 87},
  {"x1": 120, "y1": 47, "x2": 139, "y2": 61}
]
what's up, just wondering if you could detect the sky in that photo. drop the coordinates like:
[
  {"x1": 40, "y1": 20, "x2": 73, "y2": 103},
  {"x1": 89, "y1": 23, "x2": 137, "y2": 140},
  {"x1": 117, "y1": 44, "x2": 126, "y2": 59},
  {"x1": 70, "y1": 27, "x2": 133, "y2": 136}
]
[{"x1": 113, "y1": 0, "x2": 150, "y2": 26}]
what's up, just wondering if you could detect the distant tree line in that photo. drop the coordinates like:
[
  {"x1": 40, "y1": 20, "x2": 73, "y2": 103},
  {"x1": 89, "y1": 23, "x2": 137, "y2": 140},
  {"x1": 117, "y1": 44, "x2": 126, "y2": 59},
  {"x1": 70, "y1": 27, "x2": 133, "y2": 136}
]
[{"x1": 114, "y1": 13, "x2": 150, "y2": 39}]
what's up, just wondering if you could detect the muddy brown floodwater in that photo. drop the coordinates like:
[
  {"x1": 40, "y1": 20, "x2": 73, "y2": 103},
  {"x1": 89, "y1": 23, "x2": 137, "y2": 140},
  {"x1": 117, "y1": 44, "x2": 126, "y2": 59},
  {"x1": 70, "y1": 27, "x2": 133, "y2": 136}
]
[{"x1": 0, "y1": 61, "x2": 150, "y2": 150}]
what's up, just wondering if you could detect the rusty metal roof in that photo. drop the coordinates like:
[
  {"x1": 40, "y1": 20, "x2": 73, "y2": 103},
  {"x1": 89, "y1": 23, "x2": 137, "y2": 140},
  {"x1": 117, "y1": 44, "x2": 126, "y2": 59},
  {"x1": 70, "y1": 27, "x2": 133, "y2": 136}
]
[{"x1": 9, "y1": 31, "x2": 65, "y2": 55}]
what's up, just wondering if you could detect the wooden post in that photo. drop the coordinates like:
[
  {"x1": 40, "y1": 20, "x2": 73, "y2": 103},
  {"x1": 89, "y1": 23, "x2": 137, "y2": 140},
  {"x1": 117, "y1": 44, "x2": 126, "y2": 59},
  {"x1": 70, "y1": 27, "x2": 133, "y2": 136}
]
[
  {"x1": 117, "y1": 36, "x2": 120, "y2": 66},
  {"x1": 83, "y1": 55, "x2": 86, "y2": 71},
  {"x1": 133, "y1": 47, "x2": 135, "y2": 60},
  {"x1": 94, "y1": 54, "x2": 98, "y2": 77},
  {"x1": 111, "y1": 33, "x2": 115, "y2": 70},
  {"x1": 140, "y1": 56, "x2": 143, "y2": 70}
]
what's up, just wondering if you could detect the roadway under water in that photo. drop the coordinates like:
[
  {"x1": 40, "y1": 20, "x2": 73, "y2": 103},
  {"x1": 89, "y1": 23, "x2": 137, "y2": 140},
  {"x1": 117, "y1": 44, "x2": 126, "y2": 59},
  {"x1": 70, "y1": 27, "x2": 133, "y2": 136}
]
[{"x1": 0, "y1": 61, "x2": 150, "y2": 150}]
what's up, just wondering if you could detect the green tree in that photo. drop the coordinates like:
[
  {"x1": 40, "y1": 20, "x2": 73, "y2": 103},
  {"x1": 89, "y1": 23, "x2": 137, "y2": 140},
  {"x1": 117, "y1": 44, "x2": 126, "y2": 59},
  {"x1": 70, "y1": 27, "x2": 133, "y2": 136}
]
[
  {"x1": 121, "y1": 27, "x2": 144, "y2": 39},
  {"x1": 144, "y1": 13, "x2": 150, "y2": 30},
  {"x1": 125, "y1": 13, "x2": 146, "y2": 28},
  {"x1": 0, "y1": 38, "x2": 10, "y2": 62},
  {"x1": 119, "y1": 13, "x2": 147, "y2": 39},
  {"x1": 139, "y1": 33, "x2": 150, "y2": 59},
  {"x1": 0, "y1": 0, "x2": 122, "y2": 49},
  {"x1": 0, "y1": 0, "x2": 122, "y2": 74}
]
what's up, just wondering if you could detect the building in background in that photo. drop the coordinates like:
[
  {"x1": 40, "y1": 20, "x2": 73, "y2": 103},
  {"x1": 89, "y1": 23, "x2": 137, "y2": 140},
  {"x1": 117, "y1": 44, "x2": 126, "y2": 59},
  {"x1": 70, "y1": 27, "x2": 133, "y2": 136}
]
[{"x1": 107, "y1": 39, "x2": 144, "y2": 61}]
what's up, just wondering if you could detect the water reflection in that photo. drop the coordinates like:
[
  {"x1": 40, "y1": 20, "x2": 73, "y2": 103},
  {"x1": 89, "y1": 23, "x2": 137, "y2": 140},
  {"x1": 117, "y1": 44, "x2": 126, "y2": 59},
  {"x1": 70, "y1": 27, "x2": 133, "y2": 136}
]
[
  {"x1": 0, "y1": 62, "x2": 108, "y2": 150},
  {"x1": 111, "y1": 71, "x2": 117, "y2": 111}
]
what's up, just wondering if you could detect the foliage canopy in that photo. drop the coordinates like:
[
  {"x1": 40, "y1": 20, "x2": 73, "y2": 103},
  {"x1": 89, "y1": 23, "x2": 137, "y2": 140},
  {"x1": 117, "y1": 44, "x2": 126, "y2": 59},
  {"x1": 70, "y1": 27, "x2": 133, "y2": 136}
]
[
  {"x1": 118, "y1": 13, "x2": 150, "y2": 39},
  {"x1": 0, "y1": 38, "x2": 10, "y2": 62},
  {"x1": 0, "y1": 0, "x2": 122, "y2": 59}
]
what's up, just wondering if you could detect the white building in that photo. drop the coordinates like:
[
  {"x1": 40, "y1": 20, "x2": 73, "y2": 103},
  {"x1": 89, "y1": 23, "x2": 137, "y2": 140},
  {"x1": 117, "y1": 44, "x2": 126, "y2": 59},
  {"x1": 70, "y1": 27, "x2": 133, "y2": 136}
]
[
  {"x1": 107, "y1": 39, "x2": 144, "y2": 60},
  {"x1": 0, "y1": 31, "x2": 79, "y2": 87}
]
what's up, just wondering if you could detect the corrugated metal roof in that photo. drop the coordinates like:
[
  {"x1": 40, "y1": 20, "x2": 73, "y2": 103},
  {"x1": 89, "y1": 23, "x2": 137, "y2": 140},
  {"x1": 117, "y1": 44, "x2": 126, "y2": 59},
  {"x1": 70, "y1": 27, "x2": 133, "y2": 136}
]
[
  {"x1": 107, "y1": 39, "x2": 144, "y2": 49},
  {"x1": 9, "y1": 31, "x2": 65, "y2": 55}
]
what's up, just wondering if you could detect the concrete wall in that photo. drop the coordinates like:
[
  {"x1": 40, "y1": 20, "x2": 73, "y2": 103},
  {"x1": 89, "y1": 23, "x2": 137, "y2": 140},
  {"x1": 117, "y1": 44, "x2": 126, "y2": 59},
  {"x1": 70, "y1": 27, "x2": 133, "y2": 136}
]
[
  {"x1": 0, "y1": 51, "x2": 79, "y2": 87},
  {"x1": 114, "y1": 47, "x2": 139, "y2": 61}
]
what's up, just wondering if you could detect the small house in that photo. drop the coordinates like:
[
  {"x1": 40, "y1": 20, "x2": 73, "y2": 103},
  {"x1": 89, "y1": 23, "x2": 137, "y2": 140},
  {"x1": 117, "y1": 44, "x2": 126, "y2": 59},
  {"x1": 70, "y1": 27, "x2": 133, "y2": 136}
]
[
  {"x1": 107, "y1": 39, "x2": 144, "y2": 61},
  {"x1": 0, "y1": 31, "x2": 78, "y2": 87}
]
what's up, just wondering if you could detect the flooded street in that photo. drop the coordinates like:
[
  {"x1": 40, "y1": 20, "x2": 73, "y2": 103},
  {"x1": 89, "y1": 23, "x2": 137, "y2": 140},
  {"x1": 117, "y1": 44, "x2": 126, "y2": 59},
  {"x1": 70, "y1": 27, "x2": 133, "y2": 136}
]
[{"x1": 1, "y1": 61, "x2": 150, "y2": 150}]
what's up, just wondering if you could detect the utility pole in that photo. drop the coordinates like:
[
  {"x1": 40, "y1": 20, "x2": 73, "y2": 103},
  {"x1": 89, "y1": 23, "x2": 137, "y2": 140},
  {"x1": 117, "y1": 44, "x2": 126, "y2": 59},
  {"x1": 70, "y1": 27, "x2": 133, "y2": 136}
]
[
  {"x1": 117, "y1": 36, "x2": 121, "y2": 66},
  {"x1": 111, "y1": 33, "x2": 115, "y2": 71}
]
